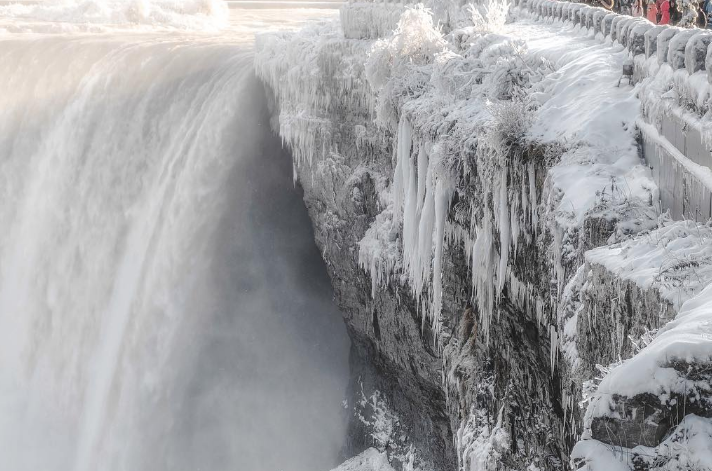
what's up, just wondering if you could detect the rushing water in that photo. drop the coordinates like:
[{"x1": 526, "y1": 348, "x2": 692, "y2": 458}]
[{"x1": 0, "y1": 3, "x2": 348, "y2": 471}]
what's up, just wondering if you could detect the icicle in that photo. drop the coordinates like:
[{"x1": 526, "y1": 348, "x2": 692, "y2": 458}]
[
  {"x1": 431, "y1": 178, "x2": 454, "y2": 323},
  {"x1": 414, "y1": 178, "x2": 436, "y2": 298},
  {"x1": 393, "y1": 115, "x2": 413, "y2": 220},
  {"x1": 510, "y1": 196, "x2": 520, "y2": 256},
  {"x1": 416, "y1": 143, "x2": 428, "y2": 213},
  {"x1": 472, "y1": 214, "x2": 495, "y2": 345},
  {"x1": 497, "y1": 167, "x2": 510, "y2": 298},
  {"x1": 528, "y1": 161, "x2": 538, "y2": 233},
  {"x1": 552, "y1": 223, "x2": 565, "y2": 297},
  {"x1": 402, "y1": 147, "x2": 419, "y2": 267},
  {"x1": 550, "y1": 325, "x2": 559, "y2": 375},
  {"x1": 521, "y1": 170, "x2": 529, "y2": 233}
]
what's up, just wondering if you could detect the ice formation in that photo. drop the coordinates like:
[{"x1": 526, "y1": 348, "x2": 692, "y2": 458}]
[{"x1": 256, "y1": 0, "x2": 712, "y2": 469}]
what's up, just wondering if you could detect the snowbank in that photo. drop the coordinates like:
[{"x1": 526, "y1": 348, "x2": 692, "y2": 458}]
[
  {"x1": 585, "y1": 220, "x2": 712, "y2": 310},
  {"x1": 590, "y1": 278, "x2": 712, "y2": 401}
]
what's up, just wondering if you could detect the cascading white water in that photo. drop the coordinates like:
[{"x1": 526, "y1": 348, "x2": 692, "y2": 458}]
[{"x1": 0, "y1": 4, "x2": 347, "y2": 471}]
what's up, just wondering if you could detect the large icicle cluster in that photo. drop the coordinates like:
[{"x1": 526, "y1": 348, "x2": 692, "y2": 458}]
[
  {"x1": 359, "y1": 5, "x2": 549, "y2": 338},
  {"x1": 255, "y1": 21, "x2": 379, "y2": 176}
]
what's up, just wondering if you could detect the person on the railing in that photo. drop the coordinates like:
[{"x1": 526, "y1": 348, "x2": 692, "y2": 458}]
[
  {"x1": 633, "y1": 0, "x2": 644, "y2": 16},
  {"x1": 647, "y1": 0, "x2": 659, "y2": 21},
  {"x1": 696, "y1": 2, "x2": 708, "y2": 27},
  {"x1": 619, "y1": 0, "x2": 633, "y2": 14},
  {"x1": 659, "y1": 0, "x2": 671, "y2": 23},
  {"x1": 678, "y1": 3, "x2": 700, "y2": 26},
  {"x1": 670, "y1": 0, "x2": 683, "y2": 22},
  {"x1": 704, "y1": 0, "x2": 712, "y2": 27}
]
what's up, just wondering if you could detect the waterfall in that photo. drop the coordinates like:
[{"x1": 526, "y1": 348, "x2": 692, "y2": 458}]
[{"x1": 0, "y1": 8, "x2": 348, "y2": 471}]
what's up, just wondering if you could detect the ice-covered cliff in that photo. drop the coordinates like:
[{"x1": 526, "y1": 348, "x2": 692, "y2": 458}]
[{"x1": 255, "y1": 1, "x2": 712, "y2": 469}]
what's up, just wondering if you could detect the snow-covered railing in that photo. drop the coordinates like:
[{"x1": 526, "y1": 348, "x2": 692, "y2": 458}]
[{"x1": 517, "y1": 0, "x2": 712, "y2": 223}]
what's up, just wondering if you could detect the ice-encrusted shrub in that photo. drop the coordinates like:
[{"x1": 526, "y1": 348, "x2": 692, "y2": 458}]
[
  {"x1": 366, "y1": 5, "x2": 446, "y2": 91},
  {"x1": 485, "y1": 97, "x2": 531, "y2": 152},
  {"x1": 365, "y1": 4, "x2": 447, "y2": 127}
]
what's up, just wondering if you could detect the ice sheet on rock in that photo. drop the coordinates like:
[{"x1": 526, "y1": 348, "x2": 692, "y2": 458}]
[
  {"x1": 255, "y1": 20, "x2": 378, "y2": 169},
  {"x1": 456, "y1": 405, "x2": 510, "y2": 471}
]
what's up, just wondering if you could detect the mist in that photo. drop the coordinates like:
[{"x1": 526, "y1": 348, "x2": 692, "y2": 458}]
[{"x1": 156, "y1": 72, "x2": 352, "y2": 471}]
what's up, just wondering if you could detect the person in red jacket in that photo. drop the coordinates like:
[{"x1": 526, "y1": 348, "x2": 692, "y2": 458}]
[
  {"x1": 647, "y1": 0, "x2": 659, "y2": 21},
  {"x1": 659, "y1": 0, "x2": 671, "y2": 23}
]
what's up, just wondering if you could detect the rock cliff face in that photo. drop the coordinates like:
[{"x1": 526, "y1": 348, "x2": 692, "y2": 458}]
[{"x1": 255, "y1": 2, "x2": 712, "y2": 470}]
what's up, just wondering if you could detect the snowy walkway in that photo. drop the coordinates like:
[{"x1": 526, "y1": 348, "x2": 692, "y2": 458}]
[{"x1": 502, "y1": 15, "x2": 654, "y2": 230}]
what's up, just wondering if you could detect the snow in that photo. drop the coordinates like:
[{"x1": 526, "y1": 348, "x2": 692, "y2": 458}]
[
  {"x1": 585, "y1": 220, "x2": 712, "y2": 310},
  {"x1": 381, "y1": 8, "x2": 656, "y2": 331},
  {"x1": 570, "y1": 439, "x2": 633, "y2": 471},
  {"x1": 641, "y1": 414, "x2": 712, "y2": 470},
  {"x1": 515, "y1": 18, "x2": 653, "y2": 227},
  {"x1": 330, "y1": 448, "x2": 395, "y2": 471},
  {"x1": 355, "y1": 386, "x2": 396, "y2": 449},
  {"x1": 364, "y1": 5, "x2": 448, "y2": 129}
]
